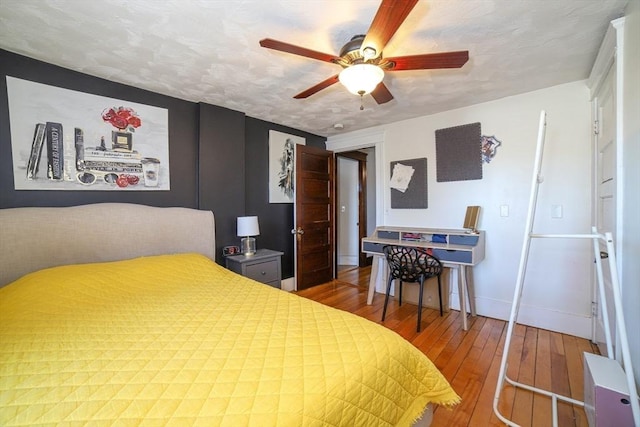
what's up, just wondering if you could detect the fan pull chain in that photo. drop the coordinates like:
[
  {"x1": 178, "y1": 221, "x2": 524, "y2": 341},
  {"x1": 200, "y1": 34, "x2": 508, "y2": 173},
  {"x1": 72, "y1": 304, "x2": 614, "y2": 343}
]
[{"x1": 358, "y1": 90, "x2": 365, "y2": 110}]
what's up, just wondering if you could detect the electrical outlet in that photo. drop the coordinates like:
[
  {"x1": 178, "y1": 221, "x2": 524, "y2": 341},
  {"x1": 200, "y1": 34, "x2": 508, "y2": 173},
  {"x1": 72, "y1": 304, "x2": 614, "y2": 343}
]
[{"x1": 500, "y1": 205, "x2": 509, "y2": 217}]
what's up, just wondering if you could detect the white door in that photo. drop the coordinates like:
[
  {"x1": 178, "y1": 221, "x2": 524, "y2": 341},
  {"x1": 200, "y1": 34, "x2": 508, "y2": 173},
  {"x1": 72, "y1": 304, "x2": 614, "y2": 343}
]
[{"x1": 593, "y1": 65, "x2": 617, "y2": 357}]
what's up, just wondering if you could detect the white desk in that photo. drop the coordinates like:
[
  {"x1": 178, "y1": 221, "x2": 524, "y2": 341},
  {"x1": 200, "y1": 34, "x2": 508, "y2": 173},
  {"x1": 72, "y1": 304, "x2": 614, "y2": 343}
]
[{"x1": 362, "y1": 226, "x2": 485, "y2": 331}]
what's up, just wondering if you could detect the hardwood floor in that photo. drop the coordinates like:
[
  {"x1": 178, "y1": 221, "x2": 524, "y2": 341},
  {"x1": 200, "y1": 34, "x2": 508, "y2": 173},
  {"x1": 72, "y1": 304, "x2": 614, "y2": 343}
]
[{"x1": 295, "y1": 266, "x2": 599, "y2": 427}]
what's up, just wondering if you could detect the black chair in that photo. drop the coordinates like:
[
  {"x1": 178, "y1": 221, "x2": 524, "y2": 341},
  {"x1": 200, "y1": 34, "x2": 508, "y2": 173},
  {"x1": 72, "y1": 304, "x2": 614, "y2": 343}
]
[{"x1": 381, "y1": 245, "x2": 444, "y2": 332}]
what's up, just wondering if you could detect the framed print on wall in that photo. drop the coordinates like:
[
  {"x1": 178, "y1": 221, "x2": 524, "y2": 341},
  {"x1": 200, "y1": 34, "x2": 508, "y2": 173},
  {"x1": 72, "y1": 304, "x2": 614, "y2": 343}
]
[
  {"x1": 268, "y1": 130, "x2": 305, "y2": 203},
  {"x1": 7, "y1": 76, "x2": 170, "y2": 191}
]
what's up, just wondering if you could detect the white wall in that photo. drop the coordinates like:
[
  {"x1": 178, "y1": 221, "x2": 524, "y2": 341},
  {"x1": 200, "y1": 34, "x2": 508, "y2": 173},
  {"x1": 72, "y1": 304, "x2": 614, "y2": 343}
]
[
  {"x1": 329, "y1": 80, "x2": 594, "y2": 338},
  {"x1": 337, "y1": 156, "x2": 359, "y2": 265},
  {"x1": 621, "y1": 0, "x2": 640, "y2": 389}
]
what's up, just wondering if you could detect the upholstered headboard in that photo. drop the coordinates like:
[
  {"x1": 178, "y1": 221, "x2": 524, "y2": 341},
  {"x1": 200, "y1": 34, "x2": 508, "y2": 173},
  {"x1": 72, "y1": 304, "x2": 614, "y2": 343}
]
[{"x1": 0, "y1": 203, "x2": 215, "y2": 287}]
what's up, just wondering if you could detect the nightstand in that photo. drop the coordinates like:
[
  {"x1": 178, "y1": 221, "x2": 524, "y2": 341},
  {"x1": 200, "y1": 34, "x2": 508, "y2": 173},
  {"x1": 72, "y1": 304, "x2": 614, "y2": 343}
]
[{"x1": 225, "y1": 249, "x2": 284, "y2": 289}]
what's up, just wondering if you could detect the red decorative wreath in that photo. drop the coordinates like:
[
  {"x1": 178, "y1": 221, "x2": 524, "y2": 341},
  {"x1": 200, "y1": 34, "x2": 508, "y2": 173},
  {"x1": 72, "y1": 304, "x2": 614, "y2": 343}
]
[{"x1": 102, "y1": 107, "x2": 142, "y2": 131}]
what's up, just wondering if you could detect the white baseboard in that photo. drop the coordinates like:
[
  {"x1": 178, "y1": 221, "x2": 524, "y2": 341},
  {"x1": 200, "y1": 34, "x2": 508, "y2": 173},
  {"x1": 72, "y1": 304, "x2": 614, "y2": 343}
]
[
  {"x1": 338, "y1": 255, "x2": 358, "y2": 265},
  {"x1": 371, "y1": 258, "x2": 592, "y2": 338},
  {"x1": 281, "y1": 277, "x2": 295, "y2": 292},
  {"x1": 449, "y1": 291, "x2": 592, "y2": 339}
]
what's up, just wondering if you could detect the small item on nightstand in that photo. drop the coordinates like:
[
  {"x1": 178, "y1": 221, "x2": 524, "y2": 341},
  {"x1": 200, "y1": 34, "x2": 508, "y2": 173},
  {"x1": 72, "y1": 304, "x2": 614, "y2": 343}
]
[{"x1": 223, "y1": 246, "x2": 241, "y2": 257}]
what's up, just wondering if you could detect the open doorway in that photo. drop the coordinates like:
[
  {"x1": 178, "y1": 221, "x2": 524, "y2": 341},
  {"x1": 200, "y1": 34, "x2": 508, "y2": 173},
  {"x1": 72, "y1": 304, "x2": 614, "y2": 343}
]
[{"x1": 335, "y1": 148, "x2": 376, "y2": 275}]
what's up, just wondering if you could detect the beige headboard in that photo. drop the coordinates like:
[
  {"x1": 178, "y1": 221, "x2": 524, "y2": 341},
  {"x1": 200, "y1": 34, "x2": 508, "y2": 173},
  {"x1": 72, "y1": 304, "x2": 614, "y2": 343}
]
[{"x1": 0, "y1": 203, "x2": 215, "y2": 287}]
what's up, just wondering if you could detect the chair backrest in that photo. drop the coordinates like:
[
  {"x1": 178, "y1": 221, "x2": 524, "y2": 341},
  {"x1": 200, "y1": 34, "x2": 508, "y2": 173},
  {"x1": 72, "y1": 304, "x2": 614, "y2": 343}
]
[{"x1": 383, "y1": 245, "x2": 443, "y2": 282}]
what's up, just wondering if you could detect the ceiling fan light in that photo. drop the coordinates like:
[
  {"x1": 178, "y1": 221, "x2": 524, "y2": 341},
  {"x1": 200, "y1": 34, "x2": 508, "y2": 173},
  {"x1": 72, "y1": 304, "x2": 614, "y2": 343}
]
[{"x1": 338, "y1": 64, "x2": 384, "y2": 96}]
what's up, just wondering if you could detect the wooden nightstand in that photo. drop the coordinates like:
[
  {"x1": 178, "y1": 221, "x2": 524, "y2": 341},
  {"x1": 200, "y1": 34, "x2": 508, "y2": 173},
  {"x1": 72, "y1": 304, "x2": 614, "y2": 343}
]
[{"x1": 225, "y1": 249, "x2": 284, "y2": 289}]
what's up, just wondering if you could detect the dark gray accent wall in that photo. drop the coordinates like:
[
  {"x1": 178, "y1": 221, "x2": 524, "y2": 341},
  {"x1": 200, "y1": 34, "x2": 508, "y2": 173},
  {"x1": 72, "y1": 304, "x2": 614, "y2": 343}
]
[
  {"x1": 0, "y1": 49, "x2": 327, "y2": 277},
  {"x1": 198, "y1": 103, "x2": 246, "y2": 262},
  {"x1": 245, "y1": 117, "x2": 326, "y2": 278},
  {"x1": 0, "y1": 49, "x2": 199, "y2": 208}
]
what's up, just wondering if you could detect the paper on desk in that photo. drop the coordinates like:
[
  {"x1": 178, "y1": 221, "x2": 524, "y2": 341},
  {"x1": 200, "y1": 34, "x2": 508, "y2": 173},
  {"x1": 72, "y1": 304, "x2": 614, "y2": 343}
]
[{"x1": 390, "y1": 163, "x2": 415, "y2": 193}]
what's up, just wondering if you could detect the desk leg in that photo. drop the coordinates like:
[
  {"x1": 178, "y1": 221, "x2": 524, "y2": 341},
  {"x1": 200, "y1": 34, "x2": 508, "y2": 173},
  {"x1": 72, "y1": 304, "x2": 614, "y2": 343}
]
[
  {"x1": 367, "y1": 255, "x2": 380, "y2": 305},
  {"x1": 459, "y1": 266, "x2": 478, "y2": 331},
  {"x1": 458, "y1": 266, "x2": 468, "y2": 331},
  {"x1": 464, "y1": 266, "x2": 477, "y2": 317}
]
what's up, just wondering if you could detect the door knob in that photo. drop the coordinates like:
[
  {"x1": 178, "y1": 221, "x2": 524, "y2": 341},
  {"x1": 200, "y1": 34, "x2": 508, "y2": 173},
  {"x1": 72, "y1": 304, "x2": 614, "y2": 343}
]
[{"x1": 291, "y1": 227, "x2": 304, "y2": 242}]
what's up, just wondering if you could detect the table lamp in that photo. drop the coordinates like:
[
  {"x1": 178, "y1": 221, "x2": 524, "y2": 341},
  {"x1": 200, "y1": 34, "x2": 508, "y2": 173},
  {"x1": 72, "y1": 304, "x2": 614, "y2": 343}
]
[{"x1": 237, "y1": 216, "x2": 260, "y2": 255}]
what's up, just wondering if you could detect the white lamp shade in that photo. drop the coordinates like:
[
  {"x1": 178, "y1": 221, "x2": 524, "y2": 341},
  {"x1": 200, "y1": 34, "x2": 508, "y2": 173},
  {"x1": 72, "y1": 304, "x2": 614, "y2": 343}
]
[
  {"x1": 237, "y1": 216, "x2": 260, "y2": 237},
  {"x1": 338, "y1": 63, "x2": 384, "y2": 95}
]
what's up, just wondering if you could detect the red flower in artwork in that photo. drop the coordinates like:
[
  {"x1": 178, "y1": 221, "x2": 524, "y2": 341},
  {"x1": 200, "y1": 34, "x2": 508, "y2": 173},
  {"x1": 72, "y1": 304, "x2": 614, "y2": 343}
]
[{"x1": 102, "y1": 107, "x2": 142, "y2": 131}]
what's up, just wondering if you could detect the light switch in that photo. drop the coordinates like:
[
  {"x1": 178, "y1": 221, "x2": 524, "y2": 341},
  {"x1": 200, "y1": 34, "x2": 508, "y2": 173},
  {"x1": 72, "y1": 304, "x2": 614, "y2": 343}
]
[
  {"x1": 551, "y1": 204, "x2": 563, "y2": 218},
  {"x1": 500, "y1": 205, "x2": 509, "y2": 217}
]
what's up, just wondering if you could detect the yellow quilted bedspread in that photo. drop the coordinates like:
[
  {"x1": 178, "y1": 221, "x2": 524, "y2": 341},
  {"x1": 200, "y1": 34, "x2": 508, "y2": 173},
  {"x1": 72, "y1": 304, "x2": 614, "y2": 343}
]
[{"x1": 0, "y1": 253, "x2": 459, "y2": 426}]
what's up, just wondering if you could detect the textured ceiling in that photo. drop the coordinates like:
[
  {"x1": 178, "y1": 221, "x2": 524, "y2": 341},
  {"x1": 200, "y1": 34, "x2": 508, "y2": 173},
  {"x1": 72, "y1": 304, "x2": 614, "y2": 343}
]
[{"x1": 0, "y1": 0, "x2": 628, "y2": 137}]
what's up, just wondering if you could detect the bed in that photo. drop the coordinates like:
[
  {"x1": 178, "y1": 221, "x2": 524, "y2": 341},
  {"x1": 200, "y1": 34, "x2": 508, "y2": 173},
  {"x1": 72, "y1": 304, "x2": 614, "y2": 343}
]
[{"x1": 0, "y1": 203, "x2": 459, "y2": 426}]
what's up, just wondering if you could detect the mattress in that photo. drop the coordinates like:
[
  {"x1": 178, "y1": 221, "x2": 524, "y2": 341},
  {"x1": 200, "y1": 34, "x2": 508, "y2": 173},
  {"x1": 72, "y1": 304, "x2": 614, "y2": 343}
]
[{"x1": 0, "y1": 253, "x2": 459, "y2": 426}]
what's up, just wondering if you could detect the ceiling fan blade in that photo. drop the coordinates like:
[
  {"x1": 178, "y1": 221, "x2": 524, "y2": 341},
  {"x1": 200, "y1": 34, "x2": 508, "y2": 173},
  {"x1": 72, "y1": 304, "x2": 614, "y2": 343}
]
[
  {"x1": 385, "y1": 51, "x2": 469, "y2": 71},
  {"x1": 293, "y1": 75, "x2": 340, "y2": 99},
  {"x1": 362, "y1": 0, "x2": 419, "y2": 55},
  {"x1": 260, "y1": 38, "x2": 340, "y2": 63},
  {"x1": 371, "y1": 82, "x2": 394, "y2": 104}
]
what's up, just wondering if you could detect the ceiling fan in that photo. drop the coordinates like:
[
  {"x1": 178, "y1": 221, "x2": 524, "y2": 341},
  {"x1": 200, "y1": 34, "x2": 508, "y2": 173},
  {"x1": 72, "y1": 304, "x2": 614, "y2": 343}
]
[{"x1": 259, "y1": 0, "x2": 469, "y2": 108}]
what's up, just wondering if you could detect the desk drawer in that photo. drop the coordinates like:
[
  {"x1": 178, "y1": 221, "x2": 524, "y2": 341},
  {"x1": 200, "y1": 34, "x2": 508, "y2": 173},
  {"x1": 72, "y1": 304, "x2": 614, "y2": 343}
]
[
  {"x1": 432, "y1": 248, "x2": 472, "y2": 264},
  {"x1": 362, "y1": 241, "x2": 385, "y2": 254},
  {"x1": 449, "y1": 235, "x2": 479, "y2": 246},
  {"x1": 244, "y1": 259, "x2": 280, "y2": 283}
]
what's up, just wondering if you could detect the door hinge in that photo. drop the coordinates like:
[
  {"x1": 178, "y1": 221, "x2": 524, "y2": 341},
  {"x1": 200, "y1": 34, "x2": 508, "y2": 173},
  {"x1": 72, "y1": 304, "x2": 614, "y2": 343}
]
[
  {"x1": 591, "y1": 301, "x2": 598, "y2": 316},
  {"x1": 593, "y1": 120, "x2": 599, "y2": 135}
]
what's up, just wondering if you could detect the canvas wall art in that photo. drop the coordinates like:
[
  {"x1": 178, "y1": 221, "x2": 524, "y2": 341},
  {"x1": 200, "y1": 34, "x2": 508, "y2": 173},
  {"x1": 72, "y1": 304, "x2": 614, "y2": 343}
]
[
  {"x1": 268, "y1": 130, "x2": 305, "y2": 203},
  {"x1": 7, "y1": 76, "x2": 170, "y2": 191}
]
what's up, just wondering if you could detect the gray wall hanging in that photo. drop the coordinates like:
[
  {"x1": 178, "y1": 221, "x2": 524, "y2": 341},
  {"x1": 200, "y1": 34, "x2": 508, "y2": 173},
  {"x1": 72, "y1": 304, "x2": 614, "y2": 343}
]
[
  {"x1": 435, "y1": 122, "x2": 482, "y2": 182},
  {"x1": 390, "y1": 157, "x2": 428, "y2": 209}
]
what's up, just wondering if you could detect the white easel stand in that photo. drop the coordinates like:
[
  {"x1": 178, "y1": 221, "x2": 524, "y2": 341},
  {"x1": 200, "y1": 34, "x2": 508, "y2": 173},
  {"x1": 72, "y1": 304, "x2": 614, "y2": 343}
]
[{"x1": 492, "y1": 111, "x2": 639, "y2": 426}]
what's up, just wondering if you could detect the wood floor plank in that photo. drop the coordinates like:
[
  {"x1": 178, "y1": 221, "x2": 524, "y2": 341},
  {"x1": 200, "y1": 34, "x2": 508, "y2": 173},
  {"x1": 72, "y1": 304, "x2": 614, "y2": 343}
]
[
  {"x1": 294, "y1": 266, "x2": 599, "y2": 427},
  {"x1": 550, "y1": 331, "x2": 576, "y2": 427},
  {"x1": 510, "y1": 326, "x2": 537, "y2": 426},
  {"x1": 566, "y1": 334, "x2": 595, "y2": 427},
  {"x1": 532, "y1": 329, "x2": 553, "y2": 427},
  {"x1": 436, "y1": 317, "x2": 486, "y2": 380},
  {"x1": 471, "y1": 323, "x2": 512, "y2": 426},
  {"x1": 431, "y1": 319, "x2": 499, "y2": 425},
  {"x1": 492, "y1": 323, "x2": 526, "y2": 423},
  {"x1": 412, "y1": 309, "x2": 460, "y2": 353},
  {"x1": 447, "y1": 319, "x2": 505, "y2": 426}
]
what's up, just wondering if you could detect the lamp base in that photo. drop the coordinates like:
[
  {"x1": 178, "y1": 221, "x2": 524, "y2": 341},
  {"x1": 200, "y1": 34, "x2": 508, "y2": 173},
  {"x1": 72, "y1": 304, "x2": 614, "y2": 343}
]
[{"x1": 240, "y1": 237, "x2": 256, "y2": 256}]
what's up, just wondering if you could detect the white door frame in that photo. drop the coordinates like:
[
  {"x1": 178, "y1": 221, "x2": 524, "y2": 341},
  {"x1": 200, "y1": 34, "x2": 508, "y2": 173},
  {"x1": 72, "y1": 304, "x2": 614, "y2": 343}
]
[
  {"x1": 327, "y1": 129, "x2": 386, "y2": 227},
  {"x1": 587, "y1": 17, "x2": 625, "y2": 357}
]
